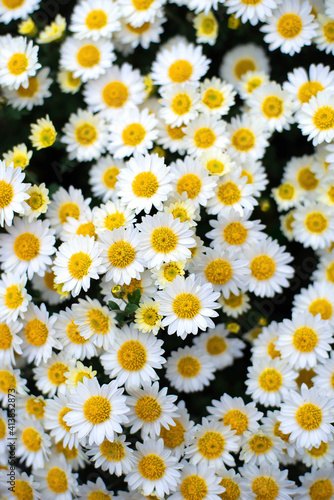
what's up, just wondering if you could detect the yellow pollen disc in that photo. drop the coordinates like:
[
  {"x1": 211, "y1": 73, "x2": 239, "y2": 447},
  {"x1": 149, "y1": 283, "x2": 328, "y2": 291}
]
[
  {"x1": 251, "y1": 477, "x2": 279, "y2": 500},
  {"x1": 103, "y1": 166, "x2": 119, "y2": 188},
  {"x1": 160, "y1": 420, "x2": 185, "y2": 448},
  {"x1": 326, "y1": 263, "x2": 334, "y2": 283},
  {"x1": 17, "y1": 77, "x2": 39, "y2": 98},
  {"x1": 205, "y1": 259, "x2": 232, "y2": 285},
  {"x1": 313, "y1": 106, "x2": 334, "y2": 130},
  {"x1": 262, "y1": 96, "x2": 283, "y2": 118},
  {"x1": 12, "y1": 154, "x2": 28, "y2": 169},
  {"x1": 200, "y1": 17, "x2": 215, "y2": 34},
  {"x1": 296, "y1": 368, "x2": 316, "y2": 389},
  {"x1": 273, "y1": 422, "x2": 290, "y2": 443},
  {"x1": 151, "y1": 226, "x2": 177, "y2": 253},
  {"x1": 167, "y1": 124, "x2": 186, "y2": 139},
  {"x1": 307, "y1": 441, "x2": 328, "y2": 457},
  {"x1": 132, "y1": 171, "x2": 159, "y2": 197},
  {"x1": 231, "y1": 128, "x2": 255, "y2": 151},
  {"x1": 12, "y1": 480, "x2": 33, "y2": 500},
  {"x1": 177, "y1": 356, "x2": 201, "y2": 377},
  {"x1": 293, "y1": 326, "x2": 318, "y2": 352},
  {"x1": 223, "y1": 222, "x2": 247, "y2": 245},
  {"x1": 83, "y1": 395, "x2": 111, "y2": 424},
  {"x1": 28, "y1": 192, "x2": 44, "y2": 211},
  {"x1": 173, "y1": 292, "x2": 201, "y2": 319},
  {"x1": 217, "y1": 181, "x2": 241, "y2": 205},
  {"x1": 309, "y1": 479, "x2": 334, "y2": 500},
  {"x1": 14, "y1": 232, "x2": 40, "y2": 261},
  {"x1": 135, "y1": 396, "x2": 161, "y2": 422},
  {"x1": 126, "y1": 21, "x2": 151, "y2": 33},
  {"x1": 309, "y1": 298, "x2": 332, "y2": 320},
  {"x1": 25, "y1": 319, "x2": 48, "y2": 346},
  {"x1": 68, "y1": 251, "x2": 92, "y2": 280},
  {"x1": 88, "y1": 491, "x2": 111, "y2": 500},
  {"x1": 122, "y1": 123, "x2": 146, "y2": 146},
  {"x1": 168, "y1": 60, "x2": 193, "y2": 83},
  {"x1": 103, "y1": 82, "x2": 129, "y2": 108},
  {"x1": 267, "y1": 338, "x2": 280, "y2": 359},
  {"x1": 206, "y1": 336, "x2": 226, "y2": 355},
  {"x1": 296, "y1": 403, "x2": 322, "y2": 430},
  {"x1": 277, "y1": 13, "x2": 302, "y2": 38},
  {"x1": 75, "y1": 123, "x2": 97, "y2": 146},
  {"x1": 223, "y1": 292, "x2": 243, "y2": 308},
  {"x1": 46, "y1": 468, "x2": 68, "y2": 494},
  {"x1": 223, "y1": 409, "x2": 248, "y2": 435},
  {"x1": 67, "y1": 320, "x2": 88, "y2": 344},
  {"x1": 21, "y1": 427, "x2": 42, "y2": 452},
  {"x1": 180, "y1": 475, "x2": 208, "y2": 500},
  {"x1": 202, "y1": 89, "x2": 224, "y2": 109},
  {"x1": 305, "y1": 212, "x2": 328, "y2": 233},
  {"x1": 0, "y1": 371, "x2": 16, "y2": 393},
  {"x1": 327, "y1": 186, "x2": 334, "y2": 203},
  {"x1": 177, "y1": 173, "x2": 202, "y2": 199},
  {"x1": 0, "y1": 418, "x2": 6, "y2": 440},
  {"x1": 250, "y1": 255, "x2": 276, "y2": 280},
  {"x1": 4, "y1": 284, "x2": 23, "y2": 309},
  {"x1": 104, "y1": 212, "x2": 125, "y2": 231},
  {"x1": 142, "y1": 307, "x2": 160, "y2": 326},
  {"x1": 75, "y1": 370, "x2": 93, "y2": 385},
  {"x1": 0, "y1": 323, "x2": 13, "y2": 350},
  {"x1": 163, "y1": 262, "x2": 183, "y2": 281},
  {"x1": 100, "y1": 439, "x2": 125, "y2": 461},
  {"x1": 118, "y1": 340, "x2": 147, "y2": 371},
  {"x1": 7, "y1": 53, "x2": 28, "y2": 75},
  {"x1": 77, "y1": 45, "x2": 100, "y2": 67},
  {"x1": 172, "y1": 207, "x2": 189, "y2": 223},
  {"x1": 249, "y1": 435, "x2": 273, "y2": 454},
  {"x1": 258, "y1": 368, "x2": 282, "y2": 392},
  {"x1": 297, "y1": 167, "x2": 319, "y2": 190},
  {"x1": 85, "y1": 10, "x2": 107, "y2": 29},
  {"x1": 132, "y1": 0, "x2": 154, "y2": 10},
  {"x1": 193, "y1": 127, "x2": 216, "y2": 149},
  {"x1": 87, "y1": 309, "x2": 109, "y2": 335},
  {"x1": 324, "y1": 21, "x2": 334, "y2": 42},
  {"x1": 247, "y1": 78, "x2": 262, "y2": 93},
  {"x1": 58, "y1": 202, "x2": 80, "y2": 224},
  {"x1": 108, "y1": 240, "x2": 136, "y2": 268},
  {"x1": 234, "y1": 59, "x2": 256, "y2": 80},
  {"x1": 198, "y1": 431, "x2": 225, "y2": 459},
  {"x1": 219, "y1": 478, "x2": 241, "y2": 500},
  {"x1": 47, "y1": 362, "x2": 68, "y2": 385},
  {"x1": 58, "y1": 407, "x2": 72, "y2": 432},
  {"x1": 241, "y1": 170, "x2": 252, "y2": 184},
  {"x1": 77, "y1": 222, "x2": 96, "y2": 238},
  {"x1": 171, "y1": 93, "x2": 192, "y2": 115},
  {"x1": 206, "y1": 159, "x2": 225, "y2": 174},
  {"x1": 26, "y1": 398, "x2": 46, "y2": 418},
  {"x1": 3, "y1": 0, "x2": 25, "y2": 8},
  {"x1": 298, "y1": 81, "x2": 324, "y2": 103},
  {"x1": 55, "y1": 441, "x2": 79, "y2": 459},
  {"x1": 278, "y1": 182, "x2": 295, "y2": 200},
  {"x1": 138, "y1": 454, "x2": 166, "y2": 480}
]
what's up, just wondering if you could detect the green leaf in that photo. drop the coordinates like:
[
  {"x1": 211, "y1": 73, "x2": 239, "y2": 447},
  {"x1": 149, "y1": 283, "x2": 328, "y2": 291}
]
[
  {"x1": 124, "y1": 303, "x2": 139, "y2": 315},
  {"x1": 127, "y1": 288, "x2": 141, "y2": 305},
  {"x1": 108, "y1": 301, "x2": 120, "y2": 311}
]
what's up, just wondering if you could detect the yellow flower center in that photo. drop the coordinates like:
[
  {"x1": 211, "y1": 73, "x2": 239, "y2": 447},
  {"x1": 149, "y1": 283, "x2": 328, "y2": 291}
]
[
  {"x1": 249, "y1": 435, "x2": 273, "y2": 454},
  {"x1": 25, "y1": 319, "x2": 48, "y2": 346},
  {"x1": 4, "y1": 284, "x2": 23, "y2": 310},
  {"x1": 200, "y1": 17, "x2": 216, "y2": 34},
  {"x1": 135, "y1": 396, "x2": 161, "y2": 422},
  {"x1": 14, "y1": 232, "x2": 40, "y2": 260},
  {"x1": 160, "y1": 420, "x2": 185, "y2": 448},
  {"x1": 103, "y1": 166, "x2": 120, "y2": 188},
  {"x1": 151, "y1": 226, "x2": 178, "y2": 253},
  {"x1": 103, "y1": 82, "x2": 129, "y2": 108},
  {"x1": 87, "y1": 308, "x2": 109, "y2": 335},
  {"x1": 250, "y1": 255, "x2": 276, "y2": 280},
  {"x1": 89, "y1": 492, "x2": 111, "y2": 500},
  {"x1": 75, "y1": 123, "x2": 97, "y2": 146},
  {"x1": 324, "y1": 21, "x2": 334, "y2": 42},
  {"x1": 206, "y1": 336, "x2": 226, "y2": 355},
  {"x1": 198, "y1": 431, "x2": 225, "y2": 459},
  {"x1": 180, "y1": 475, "x2": 208, "y2": 500},
  {"x1": 12, "y1": 480, "x2": 34, "y2": 500},
  {"x1": 231, "y1": 128, "x2": 255, "y2": 151},
  {"x1": 217, "y1": 181, "x2": 241, "y2": 205},
  {"x1": 223, "y1": 222, "x2": 248, "y2": 245},
  {"x1": 307, "y1": 441, "x2": 328, "y2": 457},
  {"x1": 171, "y1": 206, "x2": 190, "y2": 223},
  {"x1": 234, "y1": 59, "x2": 256, "y2": 80},
  {"x1": 126, "y1": 21, "x2": 151, "y2": 33},
  {"x1": 297, "y1": 167, "x2": 319, "y2": 191},
  {"x1": 163, "y1": 262, "x2": 183, "y2": 282},
  {"x1": 46, "y1": 468, "x2": 68, "y2": 494},
  {"x1": 293, "y1": 326, "x2": 318, "y2": 352},
  {"x1": 177, "y1": 173, "x2": 202, "y2": 199},
  {"x1": 138, "y1": 454, "x2": 166, "y2": 480},
  {"x1": 104, "y1": 212, "x2": 125, "y2": 231},
  {"x1": 193, "y1": 127, "x2": 216, "y2": 149},
  {"x1": 223, "y1": 292, "x2": 243, "y2": 308},
  {"x1": 47, "y1": 362, "x2": 68, "y2": 385},
  {"x1": 2, "y1": 0, "x2": 25, "y2": 8},
  {"x1": 16, "y1": 77, "x2": 39, "y2": 98},
  {"x1": 251, "y1": 477, "x2": 279, "y2": 500},
  {"x1": 55, "y1": 441, "x2": 79, "y2": 459},
  {"x1": 241, "y1": 170, "x2": 253, "y2": 184},
  {"x1": 58, "y1": 407, "x2": 72, "y2": 432},
  {"x1": 123, "y1": 278, "x2": 142, "y2": 299},
  {"x1": 68, "y1": 251, "x2": 92, "y2": 280},
  {"x1": 36, "y1": 126, "x2": 57, "y2": 148},
  {"x1": 167, "y1": 124, "x2": 186, "y2": 139},
  {"x1": 262, "y1": 96, "x2": 283, "y2": 118},
  {"x1": 219, "y1": 478, "x2": 240, "y2": 500},
  {"x1": 309, "y1": 298, "x2": 332, "y2": 320},
  {"x1": 85, "y1": 9, "x2": 107, "y2": 29},
  {"x1": 168, "y1": 60, "x2": 193, "y2": 83},
  {"x1": 77, "y1": 222, "x2": 96, "y2": 238},
  {"x1": 326, "y1": 263, "x2": 334, "y2": 283},
  {"x1": 0, "y1": 417, "x2": 6, "y2": 440},
  {"x1": 77, "y1": 44, "x2": 101, "y2": 67},
  {"x1": 305, "y1": 212, "x2": 328, "y2": 233},
  {"x1": 58, "y1": 202, "x2": 80, "y2": 224},
  {"x1": 26, "y1": 397, "x2": 46, "y2": 418},
  {"x1": 202, "y1": 89, "x2": 224, "y2": 109},
  {"x1": 258, "y1": 368, "x2": 282, "y2": 392},
  {"x1": 267, "y1": 338, "x2": 280, "y2": 359},
  {"x1": 247, "y1": 77, "x2": 262, "y2": 93},
  {"x1": 83, "y1": 395, "x2": 111, "y2": 424},
  {"x1": 172, "y1": 93, "x2": 192, "y2": 115},
  {"x1": 313, "y1": 106, "x2": 334, "y2": 130},
  {"x1": 7, "y1": 53, "x2": 28, "y2": 75},
  {"x1": 117, "y1": 340, "x2": 147, "y2": 371},
  {"x1": 278, "y1": 182, "x2": 295, "y2": 200},
  {"x1": 108, "y1": 240, "x2": 136, "y2": 268},
  {"x1": 298, "y1": 81, "x2": 324, "y2": 103},
  {"x1": 132, "y1": 171, "x2": 159, "y2": 197},
  {"x1": 21, "y1": 427, "x2": 41, "y2": 452},
  {"x1": 28, "y1": 191, "x2": 44, "y2": 211},
  {"x1": 309, "y1": 479, "x2": 334, "y2": 500},
  {"x1": 12, "y1": 153, "x2": 29, "y2": 169},
  {"x1": 206, "y1": 159, "x2": 225, "y2": 174},
  {"x1": 122, "y1": 123, "x2": 146, "y2": 146},
  {"x1": 273, "y1": 422, "x2": 290, "y2": 443},
  {"x1": 173, "y1": 293, "x2": 201, "y2": 319},
  {"x1": 223, "y1": 409, "x2": 248, "y2": 435},
  {"x1": 205, "y1": 259, "x2": 232, "y2": 285},
  {"x1": 177, "y1": 356, "x2": 201, "y2": 377},
  {"x1": 66, "y1": 320, "x2": 88, "y2": 344},
  {"x1": 296, "y1": 403, "x2": 322, "y2": 430},
  {"x1": 0, "y1": 370, "x2": 16, "y2": 393},
  {"x1": 100, "y1": 440, "x2": 126, "y2": 461},
  {"x1": 277, "y1": 13, "x2": 302, "y2": 38},
  {"x1": 142, "y1": 307, "x2": 160, "y2": 326}
]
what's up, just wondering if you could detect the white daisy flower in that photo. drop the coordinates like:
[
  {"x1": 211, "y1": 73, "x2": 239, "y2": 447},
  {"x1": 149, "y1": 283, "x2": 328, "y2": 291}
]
[
  {"x1": 226, "y1": 114, "x2": 270, "y2": 163},
  {"x1": 0, "y1": 271, "x2": 31, "y2": 323},
  {"x1": 240, "y1": 160, "x2": 269, "y2": 198},
  {"x1": 119, "y1": 0, "x2": 164, "y2": 27},
  {"x1": 193, "y1": 11, "x2": 219, "y2": 46},
  {"x1": 239, "y1": 463, "x2": 297, "y2": 500},
  {"x1": 93, "y1": 200, "x2": 135, "y2": 234},
  {"x1": 156, "y1": 120, "x2": 187, "y2": 155},
  {"x1": 164, "y1": 196, "x2": 200, "y2": 228},
  {"x1": 17, "y1": 418, "x2": 51, "y2": 470},
  {"x1": 160, "y1": 400, "x2": 195, "y2": 459},
  {"x1": 159, "y1": 83, "x2": 200, "y2": 127},
  {"x1": 216, "y1": 468, "x2": 251, "y2": 500},
  {"x1": 237, "y1": 69, "x2": 270, "y2": 100},
  {"x1": 3, "y1": 67, "x2": 52, "y2": 111},
  {"x1": 261, "y1": 409, "x2": 298, "y2": 459},
  {"x1": 243, "y1": 236, "x2": 294, "y2": 298},
  {"x1": 85, "y1": 434, "x2": 135, "y2": 476},
  {"x1": 301, "y1": 438, "x2": 334, "y2": 469},
  {"x1": 240, "y1": 429, "x2": 284, "y2": 466},
  {"x1": 198, "y1": 77, "x2": 236, "y2": 116},
  {"x1": 3, "y1": 142, "x2": 32, "y2": 170},
  {"x1": 165, "y1": 345, "x2": 216, "y2": 392},
  {"x1": 151, "y1": 260, "x2": 186, "y2": 289},
  {"x1": 76, "y1": 477, "x2": 113, "y2": 500},
  {"x1": 134, "y1": 300, "x2": 162, "y2": 335},
  {"x1": 296, "y1": 467, "x2": 334, "y2": 500},
  {"x1": 296, "y1": 90, "x2": 334, "y2": 145},
  {"x1": 200, "y1": 150, "x2": 234, "y2": 177},
  {"x1": 89, "y1": 156, "x2": 126, "y2": 203},
  {"x1": 0, "y1": 366, "x2": 27, "y2": 408},
  {"x1": 55, "y1": 307, "x2": 97, "y2": 360},
  {"x1": 272, "y1": 181, "x2": 302, "y2": 211},
  {"x1": 184, "y1": 115, "x2": 228, "y2": 158},
  {"x1": 275, "y1": 312, "x2": 333, "y2": 370},
  {"x1": 224, "y1": 0, "x2": 282, "y2": 26},
  {"x1": 60, "y1": 209, "x2": 97, "y2": 242},
  {"x1": 44, "y1": 393, "x2": 79, "y2": 450},
  {"x1": 313, "y1": 351, "x2": 334, "y2": 397},
  {"x1": 32, "y1": 351, "x2": 74, "y2": 398},
  {"x1": 47, "y1": 185, "x2": 91, "y2": 237},
  {"x1": 292, "y1": 201, "x2": 334, "y2": 250},
  {"x1": 292, "y1": 281, "x2": 334, "y2": 326},
  {"x1": 312, "y1": 251, "x2": 334, "y2": 284},
  {"x1": 168, "y1": 461, "x2": 224, "y2": 500},
  {"x1": 31, "y1": 267, "x2": 67, "y2": 307},
  {"x1": 64, "y1": 361, "x2": 97, "y2": 393},
  {"x1": 23, "y1": 183, "x2": 50, "y2": 222},
  {"x1": 0, "y1": 470, "x2": 41, "y2": 500},
  {"x1": 34, "y1": 456, "x2": 79, "y2": 500},
  {"x1": 314, "y1": 13, "x2": 334, "y2": 54},
  {"x1": 282, "y1": 154, "x2": 319, "y2": 197},
  {"x1": 316, "y1": 174, "x2": 334, "y2": 206},
  {"x1": 116, "y1": 15, "x2": 166, "y2": 50},
  {"x1": 0, "y1": 0, "x2": 40, "y2": 24},
  {"x1": 57, "y1": 69, "x2": 82, "y2": 94},
  {"x1": 280, "y1": 210, "x2": 296, "y2": 242},
  {"x1": 0, "y1": 35, "x2": 40, "y2": 90},
  {"x1": 219, "y1": 43, "x2": 270, "y2": 86},
  {"x1": 219, "y1": 291, "x2": 251, "y2": 318},
  {"x1": 69, "y1": 0, "x2": 121, "y2": 40},
  {"x1": 251, "y1": 321, "x2": 282, "y2": 361},
  {"x1": 0, "y1": 320, "x2": 22, "y2": 365},
  {"x1": 0, "y1": 161, "x2": 30, "y2": 227},
  {"x1": 16, "y1": 394, "x2": 46, "y2": 423}
]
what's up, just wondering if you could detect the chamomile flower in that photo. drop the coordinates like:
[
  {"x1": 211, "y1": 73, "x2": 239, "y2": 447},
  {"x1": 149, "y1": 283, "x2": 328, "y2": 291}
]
[
  {"x1": 240, "y1": 429, "x2": 284, "y2": 465},
  {"x1": 89, "y1": 156, "x2": 125, "y2": 203},
  {"x1": 219, "y1": 43, "x2": 270, "y2": 86},
  {"x1": 134, "y1": 300, "x2": 162, "y2": 335},
  {"x1": 100, "y1": 324, "x2": 165, "y2": 390},
  {"x1": 312, "y1": 251, "x2": 334, "y2": 284},
  {"x1": 200, "y1": 151, "x2": 234, "y2": 177},
  {"x1": 156, "y1": 120, "x2": 187, "y2": 154},
  {"x1": 29, "y1": 115, "x2": 57, "y2": 149},
  {"x1": 0, "y1": 271, "x2": 31, "y2": 323},
  {"x1": 314, "y1": 13, "x2": 334, "y2": 54},
  {"x1": 57, "y1": 69, "x2": 82, "y2": 94},
  {"x1": 3, "y1": 67, "x2": 52, "y2": 111},
  {"x1": 17, "y1": 418, "x2": 51, "y2": 469},
  {"x1": 151, "y1": 260, "x2": 186, "y2": 289},
  {"x1": 60, "y1": 209, "x2": 97, "y2": 242},
  {"x1": 24, "y1": 183, "x2": 50, "y2": 221},
  {"x1": 116, "y1": 15, "x2": 166, "y2": 50},
  {"x1": 184, "y1": 115, "x2": 228, "y2": 158},
  {"x1": 316, "y1": 174, "x2": 334, "y2": 206},
  {"x1": 0, "y1": 470, "x2": 41, "y2": 500},
  {"x1": 55, "y1": 307, "x2": 96, "y2": 360},
  {"x1": 76, "y1": 478, "x2": 113, "y2": 500},
  {"x1": 64, "y1": 361, "x2": 97, "y2": 392},
  {"x1": 296, "y1": 467, "x2": 334, "y2": 500},
  {"x1": 243, "y1": 237, "x2": 294, "y2": 298},
  {"x1": 198, "y1": 77, "x2": 235, "y2": 116},
  {"x1": 193, "y1": 11, "x2": 219, "y2": 46},
  {"x1": 47, "y1": 185, "x2": 91, "y2": 237},
  {"x1": 3, "y1": 143, "x2": 32, "y2": 170},
  {"x1": 283, "y1": 154, "x2": 319, "y2": 196},
  {"x1": 0, "y1": 0, "x2": 40, "y2": 24},
  {"x1": 44, "y1": 393, "x2": 79, "y2": 449},
  {"x1": 224, "y1": 0, "x2": 281, "y2": 26},
  {"x1": 93, "y1": 200, "x2": 135, "y2": 234},
  {"x1": 251, "y1": 321, "x2": 282, "y2": 361},
  {"x1": 16, "y1": 394, "x2": 46, "y2": 422},
  {"x1": 296, "y1": 90, "x2": 334, "y2": 145},
  {"x1": 36, "y1": 14, "x2": 66, "y2": 44},
  {"x1": 292, "y1": 282, "x2": 334, "y2": 326},
  {"x1": 278, "y1": 384, "x2": 334, "y2": 450},
  {"x1": 302, "y1": 439, "x2": 334, "y2": 468},
  {"x1": 237, "y1": 69, "x2": 270, "y2": 100},
  {"x1": 0, "y1": 161, "x2": 30, "y2": 227},
  {"x1": 86, "y1": 434, "x2": 135, "y2": 476},
  {"x1": 164, "y1": 195, "x2": 200, "y2": 228},
  {"x1": 219, "y1": 291, "x2": 251, "y2": 318},
  {"x1": 280, "y1": 210, "x2": 296, "y2": 241},
  {"x1": 31, "y1": 267, "x2": 68, "y2": 306},
  {"x1": 165, "y1": 345, "x2": 216, "y2": 392},
  {"x1": 272, "y1": 181, "x2": 302, "y2": 211},
  {"x1": 159, "y1": 83, "x2": 200, "y2": 127},
  {"x1": 226, "y1": 115, "x2": 270, "y2": 163},
  {"x1": 0, "y1": 35, "x2": 40, "y2": 90},
  {"x1": 160, "y1": 400, "x2": 194, "y2": 459},
  {"x1": 59, "y1": 37, "x2": 115, "y2": 82},
  {"x1": 292, "y1": 201, "x2": 334, "y2": 250},
  {"x1": 169, "y1": 461, "x2": 224, "y2": 500},
  {"x1": 0, "y1": 320, "x2": 22, "y2": 365},
  {"x1": 34, "y1": 456, "x2": 79, "y2": 500},
  {"x1": 69, "y1": 0, "x2": 121, "y2": 40},
  {"x1": 0, "y1": 365, "x2": 27, "y2": 407},
  {"x1": 239, "y1": 463, "x2": 297, "y2": 500},
  {"x1": 260, "y1": 0, "x2": 317, "y2": 56}
]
